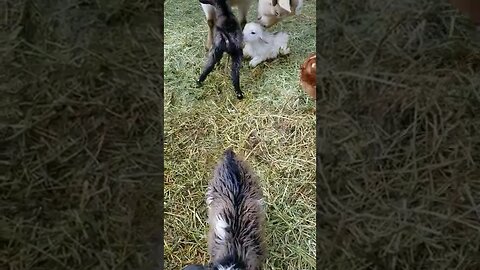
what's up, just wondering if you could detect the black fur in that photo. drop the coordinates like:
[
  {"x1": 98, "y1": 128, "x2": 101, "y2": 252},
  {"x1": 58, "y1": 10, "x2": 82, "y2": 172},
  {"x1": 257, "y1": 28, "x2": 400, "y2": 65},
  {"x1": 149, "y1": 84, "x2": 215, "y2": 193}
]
[
  {"x1": 223, "y1": 148, "x2": 242, "y2": 196},
  {"x1": 197, "y1": 0, "x2": 244, "y2": 100}
]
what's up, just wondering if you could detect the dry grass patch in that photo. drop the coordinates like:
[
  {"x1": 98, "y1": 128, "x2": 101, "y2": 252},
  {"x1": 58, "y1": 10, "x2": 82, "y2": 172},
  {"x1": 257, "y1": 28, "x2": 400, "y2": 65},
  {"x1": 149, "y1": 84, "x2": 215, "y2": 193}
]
[
  {"x1": 1, "y1": 1, "x2": 163, "y2": 269},
  {"x1": 317, "y1": 0, "x2": 480, "y2": 269}
]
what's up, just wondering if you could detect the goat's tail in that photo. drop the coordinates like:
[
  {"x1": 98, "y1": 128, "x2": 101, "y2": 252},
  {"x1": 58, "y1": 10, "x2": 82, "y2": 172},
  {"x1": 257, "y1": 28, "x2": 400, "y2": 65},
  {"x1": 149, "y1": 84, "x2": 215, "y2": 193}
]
[{"x1": 221, "y1": 147, "x2": 243, "y2": 197}]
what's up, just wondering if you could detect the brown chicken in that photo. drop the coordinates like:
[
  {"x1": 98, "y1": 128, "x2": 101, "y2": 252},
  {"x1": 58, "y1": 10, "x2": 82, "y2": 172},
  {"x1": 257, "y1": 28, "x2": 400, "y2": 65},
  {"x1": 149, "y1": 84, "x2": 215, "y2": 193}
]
[
  {"x1": 450, "y1": 0, "x2": 480, "y2": 27},
  {"x1": 300, "y1": 53, "x2": 316, "y2": 100}
]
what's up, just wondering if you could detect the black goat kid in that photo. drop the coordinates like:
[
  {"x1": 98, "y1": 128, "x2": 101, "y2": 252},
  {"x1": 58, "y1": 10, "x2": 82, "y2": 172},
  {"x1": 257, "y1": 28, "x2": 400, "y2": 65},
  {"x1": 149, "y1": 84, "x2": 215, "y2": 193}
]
[{"x1": 197, "y1": 0, "x2": 244, "y2": 100}]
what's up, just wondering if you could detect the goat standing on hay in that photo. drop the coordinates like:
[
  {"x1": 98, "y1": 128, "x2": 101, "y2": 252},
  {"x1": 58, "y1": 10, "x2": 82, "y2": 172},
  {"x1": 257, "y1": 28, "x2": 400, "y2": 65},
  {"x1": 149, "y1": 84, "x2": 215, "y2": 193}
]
[
  {"x1": 183, "y1": 148, "x2": 266, "y2": 270},
  {"x1": 196, "y1": 0, "x2": 245, "y2": 100}
]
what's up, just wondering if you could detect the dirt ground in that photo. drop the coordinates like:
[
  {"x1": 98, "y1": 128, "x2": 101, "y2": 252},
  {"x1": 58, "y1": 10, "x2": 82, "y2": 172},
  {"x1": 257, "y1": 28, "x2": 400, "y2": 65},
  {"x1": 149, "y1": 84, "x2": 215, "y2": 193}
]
[
  {"x1": 317, "y1": 0, "x2": 480, "y2": 269},
  {"x1": 1, "y1": 1, "x2": 163, "y2": 269}
]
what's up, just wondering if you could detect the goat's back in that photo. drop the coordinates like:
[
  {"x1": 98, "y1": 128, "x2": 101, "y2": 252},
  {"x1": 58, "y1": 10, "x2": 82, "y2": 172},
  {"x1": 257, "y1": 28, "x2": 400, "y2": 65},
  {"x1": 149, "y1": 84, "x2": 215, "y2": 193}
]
[{"x1": 206, "y1": 148, "x2": 266, "y2": 270}]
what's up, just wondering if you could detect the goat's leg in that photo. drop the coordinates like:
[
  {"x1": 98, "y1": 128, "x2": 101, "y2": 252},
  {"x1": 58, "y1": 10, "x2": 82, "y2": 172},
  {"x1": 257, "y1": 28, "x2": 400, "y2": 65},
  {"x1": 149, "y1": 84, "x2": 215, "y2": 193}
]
[
  {"x1": 280, "y1": 45, "x2": 290, "y2": 55},
  {"x1": 201, "y1": 4, "x2": 216, "y2": 51},
  {"x1": 230, "y1": 52, "x2": 243, "y2": 99},
  {"x1": 249, "y1": 56, "x2": 264, "y2": 67},
  {"x1": 206, "y1": 19, "x2": 215, "y2": 51},
  {"x1": 223, "y1": 55, "x2": 231, "y2": 73},
  {"x1": 238, "y1": 1, "x2": 250, "y2": 29},
  {"x1": 197, "y1": 47, "x2": 224, "y2": 86}
]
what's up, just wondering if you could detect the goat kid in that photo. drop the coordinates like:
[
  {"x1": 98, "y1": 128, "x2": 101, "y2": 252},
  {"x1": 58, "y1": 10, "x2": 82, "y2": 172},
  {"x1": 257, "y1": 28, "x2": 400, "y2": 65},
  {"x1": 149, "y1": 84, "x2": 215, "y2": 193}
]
[
  {"x1": 201, "y1": 0, "x2": 253, "y2": 50},
  {"x1": 183, "y1": 148, "x2": 266, "y2": 270},
  {"x1": 243, "y1": 22, "x2": 290, "y2": 67},
  {"x1": 197, "y1": 0, "x2": 245, "y2": 100}
]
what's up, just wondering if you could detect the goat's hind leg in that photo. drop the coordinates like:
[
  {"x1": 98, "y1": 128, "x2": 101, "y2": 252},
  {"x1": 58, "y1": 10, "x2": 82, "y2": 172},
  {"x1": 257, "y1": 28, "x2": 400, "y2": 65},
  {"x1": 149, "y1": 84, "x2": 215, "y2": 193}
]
[
  {"x1": 280, "y1": 45, "x2": 290, "y2": 55},
  {"x1": 223, "y1": 55, "x2": 231, "y2": 73},
  {"x1": 206, "y1": 19, "x2": 215, "y2": 51},
  {"x1": 201, "y1": 4, "x2": 215, "y2": 51},
  {"x1": 238, "y1": 0, "x2": 251, "y2": 29},
  {"x1": 197, "y1": 47, "x2": 224, "y2": 87},
  {"x1": 230, "y1": 52, "x2": 243, "y2": 99}
]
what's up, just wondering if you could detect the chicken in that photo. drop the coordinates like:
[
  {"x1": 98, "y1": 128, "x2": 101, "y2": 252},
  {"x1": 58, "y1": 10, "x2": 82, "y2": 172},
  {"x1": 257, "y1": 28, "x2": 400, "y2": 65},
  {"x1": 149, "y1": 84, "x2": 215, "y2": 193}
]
[{"x1": 300, "y1": 53, "x2": 316, "y2": 100}]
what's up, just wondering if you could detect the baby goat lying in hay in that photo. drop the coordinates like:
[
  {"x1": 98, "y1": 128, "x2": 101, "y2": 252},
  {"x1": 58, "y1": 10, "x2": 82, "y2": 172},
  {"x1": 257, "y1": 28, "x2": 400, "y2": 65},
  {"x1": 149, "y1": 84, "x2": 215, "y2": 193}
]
[
  {"x1": 183, "y1": 148, "x2": 266, "y2": 270},
  {"x1": 242, "y1": 22, "x2": 290, "y2": 67},
  {"x1": 196, "y1": 0, "x2": 245, "y2": 100}
]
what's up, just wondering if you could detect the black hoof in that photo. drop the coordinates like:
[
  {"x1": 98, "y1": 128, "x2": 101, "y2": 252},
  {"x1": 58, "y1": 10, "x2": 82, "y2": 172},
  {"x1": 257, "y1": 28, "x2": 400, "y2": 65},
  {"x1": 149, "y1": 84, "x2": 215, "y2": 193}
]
[
  {"x1": 236, "y1": 92, "x2": 244, "y2": 100},
  {"x1": 196, "y1": 80, "x2": 203, "y2": 88}
]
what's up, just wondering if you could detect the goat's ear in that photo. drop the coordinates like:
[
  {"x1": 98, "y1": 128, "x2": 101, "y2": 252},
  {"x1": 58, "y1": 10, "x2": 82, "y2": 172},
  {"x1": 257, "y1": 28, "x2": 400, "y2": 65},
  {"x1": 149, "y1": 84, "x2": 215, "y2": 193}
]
[{"x1": 278, "y1": 0, "x2": 291, "y2": 12}]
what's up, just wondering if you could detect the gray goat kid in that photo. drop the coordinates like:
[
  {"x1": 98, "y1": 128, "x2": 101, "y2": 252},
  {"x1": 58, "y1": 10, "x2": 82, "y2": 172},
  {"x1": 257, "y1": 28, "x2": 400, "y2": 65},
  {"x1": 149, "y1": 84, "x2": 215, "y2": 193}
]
[{"x1": 183, "y1": 148, "x2": 266, "y2": 270}]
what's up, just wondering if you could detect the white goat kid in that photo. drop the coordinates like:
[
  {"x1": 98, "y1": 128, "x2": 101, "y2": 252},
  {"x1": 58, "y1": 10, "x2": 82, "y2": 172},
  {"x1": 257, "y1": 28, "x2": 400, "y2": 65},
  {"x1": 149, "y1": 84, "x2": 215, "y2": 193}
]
[{"x1": 242, "y1": 22, "x2": 290, "y2": 67}]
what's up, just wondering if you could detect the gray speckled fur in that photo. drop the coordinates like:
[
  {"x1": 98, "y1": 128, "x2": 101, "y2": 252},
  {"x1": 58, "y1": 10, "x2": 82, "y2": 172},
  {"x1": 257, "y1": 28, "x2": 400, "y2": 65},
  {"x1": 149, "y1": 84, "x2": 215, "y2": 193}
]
[{"x1": 206, "y1": 148, "x2": 266, "y2": 270}]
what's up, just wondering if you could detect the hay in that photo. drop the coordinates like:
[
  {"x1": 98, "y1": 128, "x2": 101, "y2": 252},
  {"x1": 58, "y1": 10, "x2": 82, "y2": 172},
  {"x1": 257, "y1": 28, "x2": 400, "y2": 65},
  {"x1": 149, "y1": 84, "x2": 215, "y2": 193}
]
[
  {"x1": 1, "y1": 1, "x2": 163, "y2": 269},
  {"x1": 317, "y1": 0, "x2": 480, "y2": 269}
]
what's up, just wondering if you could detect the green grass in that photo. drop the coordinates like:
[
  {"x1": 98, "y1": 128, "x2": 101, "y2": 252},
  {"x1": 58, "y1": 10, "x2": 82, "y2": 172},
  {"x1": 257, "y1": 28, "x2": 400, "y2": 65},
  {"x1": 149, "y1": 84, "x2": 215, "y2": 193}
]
[
  {"x1": 164, "y1": 0, "x2": 316, "y2": 269},
  {"x1": 317, "y1": 0, "x2": 480, "y2": 269},
  {"x1": 1, "y1": 1, "x2": 163, "y2": 269}
]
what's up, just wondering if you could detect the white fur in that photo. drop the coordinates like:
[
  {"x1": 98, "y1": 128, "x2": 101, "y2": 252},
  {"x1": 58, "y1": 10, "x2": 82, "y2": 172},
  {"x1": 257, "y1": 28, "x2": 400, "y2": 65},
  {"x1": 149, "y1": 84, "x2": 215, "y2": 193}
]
[
  {"x1": 258, "y1": 198, "x2": 265, "y2": 210},
  {"x1": 206, "y1": 187, "x2": 213, "y2": 208},
  {"x1": 214, "y1": 215, "x2": 229, "y2": 240},
  {"x1": 242, "y1": 22, "x2": 290, "y2": 67},
  {"x1": 217, "y1": 266, "x2": 236, "y2": 270},
  {"x1": 206, "y1": 196, "x2": 213, "y2": 208}
]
